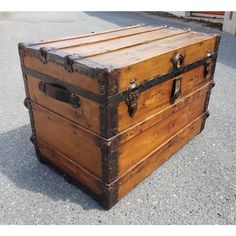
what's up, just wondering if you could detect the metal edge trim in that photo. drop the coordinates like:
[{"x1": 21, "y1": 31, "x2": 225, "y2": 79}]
[
  {"x1": 18, "y1": 47, "x2": 38, "y2": 150},
  {"x1": 20, "y1": 44, "x2": 109, "y2": 79}
]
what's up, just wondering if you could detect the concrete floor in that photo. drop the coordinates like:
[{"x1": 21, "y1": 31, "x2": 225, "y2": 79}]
[{"x1": 0, "y1": 12, "x2": 235, "y2": 224}]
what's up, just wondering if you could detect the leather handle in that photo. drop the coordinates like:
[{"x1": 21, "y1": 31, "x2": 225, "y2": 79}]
[
  {"x1": 39, "y1": 81, "x2": 81, "y2": 108},
  {"x1": 170, "y1": 77, "x2": 182, "y2": 104}
]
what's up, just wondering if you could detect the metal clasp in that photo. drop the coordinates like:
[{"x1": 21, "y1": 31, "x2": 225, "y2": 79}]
[
  {"x1": 204, "y1": 51, "x2": 212, "y2": 78},
  {"x1": 125, "y1": 79, "x2": 139, "y2": 117},
  {"x1": 170, "y1": 77, "x2": 182, "y2": 104}
]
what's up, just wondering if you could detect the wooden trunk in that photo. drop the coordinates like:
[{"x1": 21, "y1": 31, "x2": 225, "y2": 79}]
[{"x1": 18, "y1": 24, "x2": 220, "y2": 209}]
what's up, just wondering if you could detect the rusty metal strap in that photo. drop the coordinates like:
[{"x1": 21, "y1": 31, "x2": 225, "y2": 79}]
[{"x1": 22, "y1": 53, "x2": 217, "y2": 106}]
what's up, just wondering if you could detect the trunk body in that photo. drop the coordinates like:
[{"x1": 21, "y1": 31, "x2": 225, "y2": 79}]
[{"x1": 18, "y1": 24, "x2": 220, "y2": 209}]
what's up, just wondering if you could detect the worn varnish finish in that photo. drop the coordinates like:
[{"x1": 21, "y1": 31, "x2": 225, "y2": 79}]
[{"x1": 19, "y1": 24, "x2": 220, "y2": 209}]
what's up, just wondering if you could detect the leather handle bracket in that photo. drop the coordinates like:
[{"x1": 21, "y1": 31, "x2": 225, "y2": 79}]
[{"x1": 39, "y1": 81, "x2": 81, "y2": 108}]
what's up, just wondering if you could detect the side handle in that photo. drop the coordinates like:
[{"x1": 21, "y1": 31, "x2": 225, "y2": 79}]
[{"x1": 39, "y1": 81, "x2": 81, "y2": 108}]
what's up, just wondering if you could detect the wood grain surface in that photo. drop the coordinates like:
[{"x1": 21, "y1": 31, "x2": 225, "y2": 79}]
[
  {"x1": 31, "y1": 102, "x2": 102, "y2": 177},
  {"x1": 118, "y1": 112, "x2": 206, "y2": 199},
  {"x1": 118, "y1": 93, "x2": 207, "y2": 175},
  {"x1": 27, "y1": 75, "x2": 101, "y2": 134}
]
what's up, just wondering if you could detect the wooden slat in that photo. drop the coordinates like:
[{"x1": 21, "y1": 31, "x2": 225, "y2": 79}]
[
  {"x1": 59, "y1": 28, "x2": 188, "y2": 58},
  {"x1": 118, "y1": 112, "x2": 205, "y2": 199},
  {"x1": 31, "y1": 24, "x2": 146, "y2": 46},
  {"x1": 31, "y1": 102, "x2": 102, "y2": 177},
  {"x1": 37, "y1": 26, "x2": 164, "y2": 50}
]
